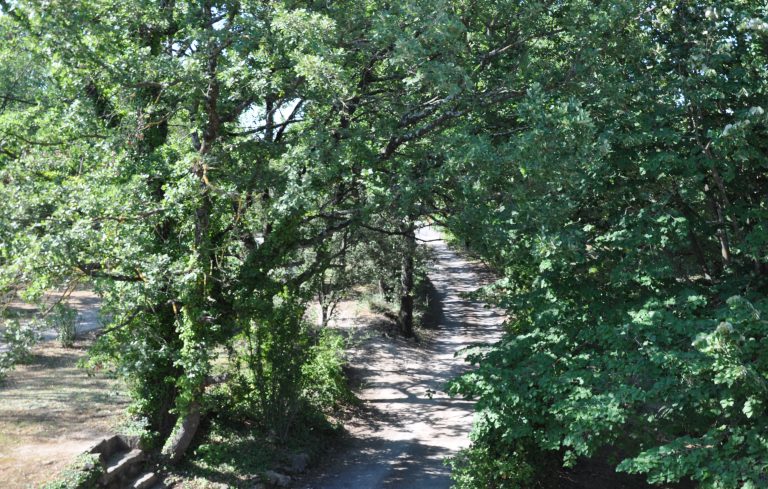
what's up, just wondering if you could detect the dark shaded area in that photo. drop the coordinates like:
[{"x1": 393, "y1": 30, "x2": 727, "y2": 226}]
[
  {"x1": 300, "y1": 435, "x2": 456, "y2": 489},
  {"x1": 552, "y1": 449, "x2": 697, "y2": 489},
  {"x1": 415, "y1": 274, "x2": 443, "y2": 330}
]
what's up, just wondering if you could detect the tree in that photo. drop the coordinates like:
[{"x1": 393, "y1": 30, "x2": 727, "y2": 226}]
[
  {"x1": 0, "y1": 0, "x2": 335, "y2": 461},
  {"x1": 0, "y1": 0, "x2": 507, "y2": 461},
  {"x1": 445, "y1": 1, "x2": 768, "y2": 488},
  {"x1": 8, "y1": 2, "x2": 765, "y2": 485}
]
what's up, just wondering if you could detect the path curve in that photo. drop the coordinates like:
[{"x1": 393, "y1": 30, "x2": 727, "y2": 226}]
[{"x1": 299, "y1": 227, "x2": 504, "y2": 489}]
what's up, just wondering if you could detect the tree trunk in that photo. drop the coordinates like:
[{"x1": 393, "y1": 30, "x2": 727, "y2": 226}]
[
  {"x1": 398, "y1": 219, "x2": 416, "y2": 337},
  {"x1": 705, "y1": 183, "x2": 732, "y2": 267},
  {"x1": 673, "y1": 192, "x2": 713, "y2": 282},
  {"x1": 319, "y1": 291, "x2": 329, "y2": 327},
  {"x1": 161, "y1": 400, "x2": 202, "y2": 464},
  {"x1": 162, "y1": 7, "x2": 220, "y2": 463}
]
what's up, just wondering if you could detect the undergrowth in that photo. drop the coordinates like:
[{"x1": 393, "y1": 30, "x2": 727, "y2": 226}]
[{"x1": 42, "y1": 453, "x2": 101, "y2": 489}]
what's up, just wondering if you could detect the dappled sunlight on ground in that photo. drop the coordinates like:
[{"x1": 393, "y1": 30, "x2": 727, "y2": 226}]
[
  {"x1": 0, "y1": 339, "x2": 128, "y2": 488},
  {"x1": 2, "y1": 289, "x2": 104, "y2": 352},
  {"x1": 298, "y1": 227, "x2": 504, "y2": 489}
]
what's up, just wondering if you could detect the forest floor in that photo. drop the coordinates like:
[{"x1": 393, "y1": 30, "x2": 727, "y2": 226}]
[
  {"x1": 295, "y1": 227, "x2": 505, "y2": 489},
  {"x1": 0, "y1": 289, "x2": 104, "y2": 352}
]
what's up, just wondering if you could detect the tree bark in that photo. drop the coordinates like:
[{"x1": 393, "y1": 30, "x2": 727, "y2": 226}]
[
  {"x1": 163, "y1": 2, "x2": 220, "y2": 463},
  {"x1": 673, "y1": 191, "x2": 713, "y2": 281},
  {"x1": 705, "y1": 183, "x2": 732, "y2": 267},
  {"x1": 161, "y1": 400, "x2": 202, "y2": 464}
]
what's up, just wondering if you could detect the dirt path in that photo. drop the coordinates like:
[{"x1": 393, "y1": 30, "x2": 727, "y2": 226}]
[{"x1": 298, "y1": 227, "x2": 504, "y2": 489}]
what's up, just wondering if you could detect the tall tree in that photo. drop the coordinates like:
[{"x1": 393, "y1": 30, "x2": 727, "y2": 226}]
[
  {"x1": 0, "y1": 0, "x2": 508, "y2": 460},
  {"x1": 0, "y1": 0, "x2": 334, "y2": 460}
]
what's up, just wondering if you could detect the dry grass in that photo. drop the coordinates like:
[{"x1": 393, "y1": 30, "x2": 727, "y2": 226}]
[{"x1": 0, "y1": 336, "x2": 128, "y2": 488}]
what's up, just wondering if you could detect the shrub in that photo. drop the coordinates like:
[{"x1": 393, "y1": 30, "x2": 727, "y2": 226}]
[
  {"x1": 449, "y1": 444, "x2": 536, "y2": 489},
  {"x1": 301, "y1": 329, "x2": 352, "y2": 413},
  {"x1": 0, "y1": 318, "x2": 39, "y2": 382},
  {"x1": 48, "y1": 304, "x2": 77, "y2": 348},
  {"x1": 42, "y1": 453, "x2": 101, "y2": 489},
  {"x1": 116, "y1": 416, "x2": 159, "y2": 451}
]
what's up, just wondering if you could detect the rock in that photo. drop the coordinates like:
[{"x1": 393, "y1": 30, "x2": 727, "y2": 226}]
[
  {"x1": 287, "y1": 452, "x2": 310, "y2": 474},
  {"x1": 264, "y1": 470, "x2": 291, "y2": 487}
]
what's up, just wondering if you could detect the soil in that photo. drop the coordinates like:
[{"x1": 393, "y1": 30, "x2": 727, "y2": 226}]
[{"x1": 295, "y1": 227, "x2": 505, "y2": 489}]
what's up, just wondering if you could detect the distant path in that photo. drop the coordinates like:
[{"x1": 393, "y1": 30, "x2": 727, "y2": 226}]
[
  {"x1": 298, "y1": 227, "x2": 504, "y2": 489},
  {"x1": 1, "y1": 289, "x2": 102, "y2": 353}
]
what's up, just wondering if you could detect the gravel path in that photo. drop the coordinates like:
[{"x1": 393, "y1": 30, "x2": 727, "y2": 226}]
[{"x1": 298, "y1": 227, "x2": 504, "y2": 489}]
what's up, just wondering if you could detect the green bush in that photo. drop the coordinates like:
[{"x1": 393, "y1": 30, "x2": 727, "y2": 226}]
[
  {"x1": 0, "y1": 318, "x2": 39, "y2": 382},
  {"x1": 449, "y1": 444, "x2": 536, "y2": 489},
  {"x1": 116, "y1": 416, "x2": 159, "y2": 451},
  {"x1": 48, "y1": 304, "x2": 77, "y2": 348},
  {"x1": 444, "y1": 1, "x2": 768, "y2": 487},
  {"x1": 302, "y1": 329, "x2": 352, "y2": 413},
  {"x1": 239, "y1": 293, "x2": 313, "y2": 439}
]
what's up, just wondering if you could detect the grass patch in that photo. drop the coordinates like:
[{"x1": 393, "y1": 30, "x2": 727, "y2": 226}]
[
  {"x1": 41, "y1": 453, "x2": 101, "y2": 489},
  {"x1": 174, "y1": 423, "x2": 277, "y2": 487}
]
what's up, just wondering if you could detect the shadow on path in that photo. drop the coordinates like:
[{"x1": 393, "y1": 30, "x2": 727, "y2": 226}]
[{"x1": 298, "y1": 227, "x2": 504, "y2": 489}]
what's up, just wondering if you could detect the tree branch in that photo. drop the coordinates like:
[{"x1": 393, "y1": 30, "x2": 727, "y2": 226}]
[{"x1": 76, "y1": 264, "x2": 144, "y2": 282}]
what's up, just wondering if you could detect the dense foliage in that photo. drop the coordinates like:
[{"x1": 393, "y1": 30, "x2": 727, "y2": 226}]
[
  {"x1": 445, "y1": 1, "x2": 768, "y2": 488},
  {"x1": 1, "y1": 0, "x2": 767, "y2": 487}
]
